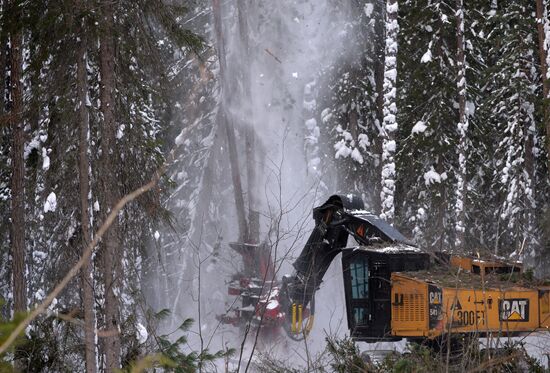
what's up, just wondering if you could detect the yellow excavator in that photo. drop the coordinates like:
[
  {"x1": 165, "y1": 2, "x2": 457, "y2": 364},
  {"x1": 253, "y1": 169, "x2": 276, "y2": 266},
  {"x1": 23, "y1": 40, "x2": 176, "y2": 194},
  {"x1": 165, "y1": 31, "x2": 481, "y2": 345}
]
[{"x1": 280, "y1": 194, "x2": 550, "y2": 343}]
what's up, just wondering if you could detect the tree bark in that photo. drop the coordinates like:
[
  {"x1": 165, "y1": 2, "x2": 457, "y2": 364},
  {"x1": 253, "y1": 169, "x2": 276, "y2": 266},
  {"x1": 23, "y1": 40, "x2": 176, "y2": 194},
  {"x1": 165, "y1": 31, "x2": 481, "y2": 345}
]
[
  {"x1": 536, "y1": 0, "x2": 550, "y2": 167},
  {"x1": 524, "y1": 117, "x2": 535, "y2": 243},
  {"x1": 98, "y1": 0, "x2": 121, "y2": 370},
  {"x1": 213, "y1": 0, "x2": 249, "y2": 242},
  {"x1": 455, "y1": 0, "x2": 467, "y2": 251},
  {"x1": 537, "y1": 0, "x2": 549, "y2": 98},
  {"x1": 237, "y1": 0, "x2": 259, "y2": 243},
  {"x1": 0, "y1": 33, "x2": 6, "y2": 116},
  {"x1": 76, "y1": 16, "x2": 97, "y2": 373},
  {"x1": 9, "y1": 0, "x2": 26, "y2": 315}
]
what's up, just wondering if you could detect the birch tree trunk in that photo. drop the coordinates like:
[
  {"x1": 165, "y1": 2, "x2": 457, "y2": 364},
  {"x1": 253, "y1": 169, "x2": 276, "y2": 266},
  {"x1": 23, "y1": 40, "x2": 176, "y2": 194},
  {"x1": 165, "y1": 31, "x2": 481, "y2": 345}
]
[
  {"x1": 455, "y1": 0, "x2": 467, "y2": 251},
  {"x1": 213, "y1": 0, "x2": 249, "y2": 242},
  {"x1": 76, "y1": 15, "x2": 97, "y2": 373},
  {"x1": 98, "y1": 0, "x2": 121, "y2": 369},
  {"x1": 380, "y1": 0, "x2": 399, "y2": 223},
  {"x1": 9, "y1": 0, "x2": 26, "y2": 315}
]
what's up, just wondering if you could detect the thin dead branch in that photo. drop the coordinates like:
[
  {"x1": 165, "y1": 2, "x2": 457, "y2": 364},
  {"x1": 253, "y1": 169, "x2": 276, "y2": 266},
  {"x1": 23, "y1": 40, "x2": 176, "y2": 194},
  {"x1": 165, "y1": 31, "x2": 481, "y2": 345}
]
[
  {"x1": 264, "y1": 48, "x2": 282, "y2": 64},
  {"x1": 466, "y1": 350, "x2": 523, "y2": 373}
]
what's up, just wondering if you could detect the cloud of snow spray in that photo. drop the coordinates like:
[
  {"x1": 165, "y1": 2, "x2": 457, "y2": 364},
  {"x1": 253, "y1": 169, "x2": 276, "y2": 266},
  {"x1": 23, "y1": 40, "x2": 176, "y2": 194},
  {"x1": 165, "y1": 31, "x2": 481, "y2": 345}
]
[
  {"x1": 223, "y1": 1, "x2": 352, "y2": 364},
  {"x1": 149, "y1": 1, "x2": 404, "y2": 370},
  {"x1": 211, "y1": 2, "x2": 360, "y2": 366}
]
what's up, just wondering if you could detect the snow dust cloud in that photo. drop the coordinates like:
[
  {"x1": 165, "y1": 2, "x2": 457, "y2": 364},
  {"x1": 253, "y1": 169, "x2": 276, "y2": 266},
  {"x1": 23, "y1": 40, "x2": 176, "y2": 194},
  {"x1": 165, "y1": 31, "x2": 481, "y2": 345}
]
[{"x1": 146, "y1": 1, "x2": 381, "y2": 370}]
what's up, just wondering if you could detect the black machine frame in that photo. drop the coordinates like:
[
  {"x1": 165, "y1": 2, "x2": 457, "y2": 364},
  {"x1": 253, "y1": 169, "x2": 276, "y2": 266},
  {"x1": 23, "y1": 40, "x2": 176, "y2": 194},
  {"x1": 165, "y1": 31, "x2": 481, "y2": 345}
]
[{"x1": 342, "y1": 249, "x2": 430, "y2": 341}]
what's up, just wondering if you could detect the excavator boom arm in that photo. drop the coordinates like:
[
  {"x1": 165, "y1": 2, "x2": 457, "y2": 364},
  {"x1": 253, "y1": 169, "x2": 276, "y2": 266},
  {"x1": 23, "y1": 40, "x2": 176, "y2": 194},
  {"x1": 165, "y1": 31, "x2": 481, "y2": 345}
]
[{"x1": 282, "y1": 194, "x2": 414, "y2": 333}]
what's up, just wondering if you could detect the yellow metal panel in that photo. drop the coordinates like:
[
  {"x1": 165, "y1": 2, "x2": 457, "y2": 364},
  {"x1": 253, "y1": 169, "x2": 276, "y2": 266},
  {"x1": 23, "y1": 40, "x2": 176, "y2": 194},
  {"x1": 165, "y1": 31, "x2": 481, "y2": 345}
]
[
  {"x1": 291, "y1": 304, "x2": 297, "y2": 333},
  {"x1": 450, "y1": 256, "x2": 473, "y2": 272},
  {"x1": 390, "y1": 273, "x2": 546, "y2": 339},
  {"x1": 391, "y1": 274, "x2": 428, "y2": 336},
  {"x1": 539, "y1": 290, "x2": 550, "y2": 329},
  {"x1": 441, "y1": 288, "x2": 539, "y2": 334}
]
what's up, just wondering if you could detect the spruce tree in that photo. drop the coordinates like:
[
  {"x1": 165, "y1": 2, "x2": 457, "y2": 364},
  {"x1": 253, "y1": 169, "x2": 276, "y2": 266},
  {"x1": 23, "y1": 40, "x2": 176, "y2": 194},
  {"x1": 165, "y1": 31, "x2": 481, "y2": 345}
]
[{"x1": 397, "y1": 0, "x2": 457, "y2": 250}]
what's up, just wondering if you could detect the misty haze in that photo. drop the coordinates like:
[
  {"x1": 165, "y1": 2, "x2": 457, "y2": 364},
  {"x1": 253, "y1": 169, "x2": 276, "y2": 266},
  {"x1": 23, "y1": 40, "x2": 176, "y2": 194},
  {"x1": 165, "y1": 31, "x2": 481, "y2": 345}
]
[{"x1": 1, "y1": 0, "x2": 550, "y2": 372}]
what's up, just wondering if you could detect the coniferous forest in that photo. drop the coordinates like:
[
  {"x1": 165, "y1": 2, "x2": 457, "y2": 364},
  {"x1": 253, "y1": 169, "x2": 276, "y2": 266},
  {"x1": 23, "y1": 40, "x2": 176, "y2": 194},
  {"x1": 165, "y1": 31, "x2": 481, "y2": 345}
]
[{"x1": 1, "y1": 0, "x2": 550, "y2": 371}]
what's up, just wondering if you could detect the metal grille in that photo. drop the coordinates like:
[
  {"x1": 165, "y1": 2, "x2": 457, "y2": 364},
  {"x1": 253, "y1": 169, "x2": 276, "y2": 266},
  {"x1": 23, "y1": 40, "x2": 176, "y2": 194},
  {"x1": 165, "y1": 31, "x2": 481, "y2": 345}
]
[{"x1": 394, "y1": 293, "x2": 426, "y2": 322}]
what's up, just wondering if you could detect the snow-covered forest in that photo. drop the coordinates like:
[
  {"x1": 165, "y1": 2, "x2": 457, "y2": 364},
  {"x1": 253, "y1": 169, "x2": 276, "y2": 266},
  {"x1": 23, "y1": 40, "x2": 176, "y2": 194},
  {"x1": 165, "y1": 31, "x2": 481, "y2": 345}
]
[{"x1": 1, "y1": 0, "x2": 550, "y2": 371}]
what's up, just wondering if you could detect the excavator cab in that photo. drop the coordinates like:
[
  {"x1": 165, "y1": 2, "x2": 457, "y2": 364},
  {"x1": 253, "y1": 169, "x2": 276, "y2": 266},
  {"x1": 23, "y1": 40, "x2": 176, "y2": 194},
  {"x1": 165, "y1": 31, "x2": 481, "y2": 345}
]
[
  {"x1": 341, "y1": 246, "x2": 429, "y2": 341},
  {"x1": 281, "y1": 194, "x2": 431, "y2": 341}
]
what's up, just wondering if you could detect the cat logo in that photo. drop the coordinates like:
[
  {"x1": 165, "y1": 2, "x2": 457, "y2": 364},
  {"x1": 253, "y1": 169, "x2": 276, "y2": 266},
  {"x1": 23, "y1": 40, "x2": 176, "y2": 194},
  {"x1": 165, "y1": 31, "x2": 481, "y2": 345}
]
[
  {"x1": 499, "y1": 299, "x2": 529, "y2": 322},
  {"x1": 429, "y1": 290, "x2": 442, "y2": 305},
  {"x1": 451, "y1": 298, "x2": 462, "y2": 310}
]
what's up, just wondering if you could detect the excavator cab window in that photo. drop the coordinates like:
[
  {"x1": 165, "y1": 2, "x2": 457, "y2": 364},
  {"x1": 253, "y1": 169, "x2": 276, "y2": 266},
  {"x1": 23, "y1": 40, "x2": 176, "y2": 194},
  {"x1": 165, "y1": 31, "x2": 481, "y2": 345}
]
[
  {"x1": 344, "y1": 255, "x2": 371, "y2": 330},
  {"x1": 350, "y1": 257, "x2": 369, "y2": 325},
  {"x1": 351, "y1": 258, "x2": 368, "y2": 299}
]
